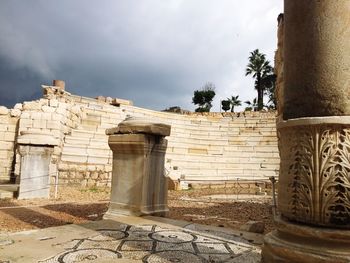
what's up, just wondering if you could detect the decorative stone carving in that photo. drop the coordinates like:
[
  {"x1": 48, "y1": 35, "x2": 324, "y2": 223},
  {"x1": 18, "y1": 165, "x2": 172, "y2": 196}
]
[
  {"x1": 262, "y1": 1, "x2": 350, "y2": 261},
  {"x1": 278, "y1": 117, "x2": 350, "y2": 228}
]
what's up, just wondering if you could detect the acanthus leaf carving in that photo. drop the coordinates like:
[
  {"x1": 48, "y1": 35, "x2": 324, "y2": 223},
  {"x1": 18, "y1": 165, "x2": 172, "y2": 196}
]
[{"x1": 279, "y1": 123, "x2": 350, "y2": 227}]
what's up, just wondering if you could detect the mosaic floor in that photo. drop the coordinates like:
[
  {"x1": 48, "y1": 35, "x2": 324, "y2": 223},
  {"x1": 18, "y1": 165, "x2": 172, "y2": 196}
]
[{"x1": 39, "y1": 224, "x2": 260, "y2": 263}]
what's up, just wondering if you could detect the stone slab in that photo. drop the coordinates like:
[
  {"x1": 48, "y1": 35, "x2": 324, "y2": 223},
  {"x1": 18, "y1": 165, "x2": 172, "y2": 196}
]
[{"x1": 106, "y1": 118, "x2": 171, "y2": 136}]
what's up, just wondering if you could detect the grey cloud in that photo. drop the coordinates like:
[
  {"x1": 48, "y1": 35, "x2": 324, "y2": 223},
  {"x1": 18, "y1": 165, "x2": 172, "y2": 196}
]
[{"x1": 0, "y1": 0, "x2": 282, "y2": 111}]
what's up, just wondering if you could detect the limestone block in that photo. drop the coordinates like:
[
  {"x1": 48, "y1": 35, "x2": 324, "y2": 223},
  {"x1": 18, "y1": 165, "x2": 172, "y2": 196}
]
[
  {"x1": 0, "y1": 106, "x2": 9, "y2": 115},
  {"x1": 61, "y1": 153, "x2": 88, "y2": 163},
  {"x1": 41, "y1": 105, "x2": 55, "y2": 113},
  {"x1": 46, "y1": 120, "x2": 61, "y2": 130},
  {"x1": 87, "y1": 156, "x2": 109, "y2": 165},
  {"x1": 188, "y1": 148, "x2": 208, "y2": 154},
  {"x1": 3, "y1": 132, "x2": 15, "y2": 142},
  {"x1": 87, "y1": 148, "x2": 110, "y2": 156},
  {"x1": 10, "y1": 109, "x2": 21, "y2": 117},
  {"x1": 0, "y1": 149, "x2": 9, "y2": 160},
  {"x1": 111, "y1": 98, "x2": 133, "y2": 106},
  {"x1": 17, "y1": 131, "x2": 59, "y2": 146},
  {"x1": 57, "y1": 102, "x2": 67, "y2": 110},
  {"x1": 58, "y1": 163, "x2": 69, "y2": 171},
  {"x1": 0, "y1": 141, "x2": 14, "y2": 150},
  {"x1": 32, "y1": 119, "x2": 47, "y2": 129},
  {"x1": 49, "y1": 99, "x2": 59, "y2": 107},
  {"x1": 51, "y1": 113, "x2": 64, "y2": 122},
  {"x1": 23, "y1": 101, "x2": 41, "y2": 111},
  {"x1": 55, "y1": 107, "x2": 66, "y2": 115},
  {"x1": 13, "y1": 103, "x2": 22, "y2": 110}
]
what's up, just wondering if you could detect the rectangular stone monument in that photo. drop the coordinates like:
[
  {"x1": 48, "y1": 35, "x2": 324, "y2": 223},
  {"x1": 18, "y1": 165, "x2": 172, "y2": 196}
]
[
  {"x1": 17, "y1": 131, "x2": 59, "y2": 199},
  {"x1": 18, "y1": 146, "x2": 53, "y2": 199},
  {"x1": 104, "y1": 118, "x2": 170, "y2": 217}
]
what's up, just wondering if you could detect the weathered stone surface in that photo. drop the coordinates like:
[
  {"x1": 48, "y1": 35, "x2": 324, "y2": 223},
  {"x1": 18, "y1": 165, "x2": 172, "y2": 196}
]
[
  {"x1": 106, "y1": 117, "x2": 171, "y2": 136},
  {"x1": 275, "y1": 13, "x2": 284, "y2": 117},
  {"x1": 283, "y1": 0, "x2": 350, "y2": 119},
  {"x1": 23, "y1": 101, "x2": 42, "y2": 110},
  {"x1": 13, "y1": 103, "x2": 22, "y2": 110},
  {"x1": 105, "y1": 131, "x2": 169, "y2": 217},
  {"x1": 263, "y1": 2, "x2": 350, "y2": 262},
  {"x1": 17, "y1": 131, "x2": 60, "y2": 146},
  {"x1": 0, "y1": 106, "x2": 9, "y2": 115},
  {"x1": 111, "y1": 97, "x2": 133, "y2": 106},
  {"x1": 18, "y1": 145, "x2": 53, "y2": 199},
  {"x1": 277, "y1": 116, "x2": 350, "y2": 228},
  {"x1": 240, "y1": 220, "x2": 265, "y2": 234},
  {"x1": 52, "y1": 79, "x2": 65, "y2": 90},
  {"x1": 262, "y1": 216, "x2": 350, "y2": 262},
  {"x1": 10, "y1": 109, "x2": 21, "y2": 117}
]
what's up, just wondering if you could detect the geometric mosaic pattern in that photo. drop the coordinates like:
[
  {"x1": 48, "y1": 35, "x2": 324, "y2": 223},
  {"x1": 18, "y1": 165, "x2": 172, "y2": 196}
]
[{"x1": 39, "y1": 224, "x2": 260, "y2": 263}]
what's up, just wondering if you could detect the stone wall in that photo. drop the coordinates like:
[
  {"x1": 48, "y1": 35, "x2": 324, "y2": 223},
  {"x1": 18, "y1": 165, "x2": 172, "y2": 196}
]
[
  {"x1": 0, "y1": 86, "x2": 279, "y2": 188},
  {"x1": 0, "y1": 106, "x2": 20, "y2": 183}
]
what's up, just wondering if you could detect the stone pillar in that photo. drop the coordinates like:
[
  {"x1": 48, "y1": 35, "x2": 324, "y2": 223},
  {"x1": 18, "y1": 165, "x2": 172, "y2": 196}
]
[
  {"x1": 262, "y1": 1, "x2": 350, "y2": 262},
  {"x1": 17, "y1": 131, "x2": 59, "y2": 199},
  {"x1": 52, "y1": 80, "x2": 65, "y2": 90},
  {"x1": 104, "y1": 118, "x2": 171, "y2": 218}
]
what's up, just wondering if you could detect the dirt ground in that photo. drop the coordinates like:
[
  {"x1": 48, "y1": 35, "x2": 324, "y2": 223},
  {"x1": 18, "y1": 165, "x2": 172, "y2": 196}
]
[{"x1": 0, "y1": 186, "x2": 275, "y2": 234}]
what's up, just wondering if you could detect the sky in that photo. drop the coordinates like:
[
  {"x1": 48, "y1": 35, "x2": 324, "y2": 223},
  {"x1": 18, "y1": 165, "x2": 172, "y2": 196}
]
[{"x1": 0, "y1": 0, "x2": 283, "y2": 112}]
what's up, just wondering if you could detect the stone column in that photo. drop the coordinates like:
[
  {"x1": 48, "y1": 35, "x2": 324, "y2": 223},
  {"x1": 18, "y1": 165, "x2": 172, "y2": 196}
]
[
  {"x1": 104, "y1": 118, "x2": 171, "y2": 218},
  {"x1": 262, "y1": 1, "x2": 350, "y2": 262},
  {"x1": 17, "y1": 131, "x2": 59, "y2": 199}
]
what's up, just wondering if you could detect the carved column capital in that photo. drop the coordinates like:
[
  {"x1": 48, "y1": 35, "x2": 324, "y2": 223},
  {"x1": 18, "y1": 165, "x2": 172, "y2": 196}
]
[{"x1": 278, "y1": 117, "x2": 350, "y2": 228}]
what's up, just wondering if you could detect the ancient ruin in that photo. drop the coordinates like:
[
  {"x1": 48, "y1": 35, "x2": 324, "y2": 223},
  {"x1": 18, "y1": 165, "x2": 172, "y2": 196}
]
[
  {"x1": 105, "y1": 118, "x2": 170, "y2": 217},
  {"x1": 1, "y1": 1, "x2": 350, "y2": 262},
  {"x1": 0, "y1": 80, "x2": 278, "y2": 199}
]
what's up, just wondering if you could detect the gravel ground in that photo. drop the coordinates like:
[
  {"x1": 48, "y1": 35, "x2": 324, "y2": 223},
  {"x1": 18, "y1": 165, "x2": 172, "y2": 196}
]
[{"x1": 0, "y1": 186, "x2": 275, "y2": 233}]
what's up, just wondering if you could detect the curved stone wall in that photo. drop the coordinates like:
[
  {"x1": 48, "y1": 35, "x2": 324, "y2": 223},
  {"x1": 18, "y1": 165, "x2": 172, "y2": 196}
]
[{"x1": 0, "y1": 87, "x2": 279, "y2": 188}]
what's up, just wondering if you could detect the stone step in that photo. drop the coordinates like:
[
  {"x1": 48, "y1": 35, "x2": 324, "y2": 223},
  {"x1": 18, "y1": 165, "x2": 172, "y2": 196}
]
[
  {"x1": 62, "y1": 145, "x2": 111, "y2": 156},
  {"x1": 0, "y1": 184, "x2": 19, "y2": 192},
  {"x1": 70, "y1": 129, "x2": 107, "y2": 140},
  {"x1": 84, "y1": 106, "x2": 122, "y2": 116},
  {"x1": 61, "y1": 153, "x2": 111, "y2": 164},
  {"x1": 81, "y1": 119, "x2": 100, "y2": 126}
]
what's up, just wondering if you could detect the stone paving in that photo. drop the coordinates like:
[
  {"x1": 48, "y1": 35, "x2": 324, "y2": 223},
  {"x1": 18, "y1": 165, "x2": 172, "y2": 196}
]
[{"x1": 0, "y1": 216, "x2": 262, "y2": 263}]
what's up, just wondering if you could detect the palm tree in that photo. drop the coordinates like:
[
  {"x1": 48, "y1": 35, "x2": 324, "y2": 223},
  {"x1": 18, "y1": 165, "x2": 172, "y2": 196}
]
[
  {"x1": 227, "y1": 95, "x2": 241, "y2": 112},
  {"x1": 245, "y1": 49, "x2": 273, "y2": 111},
  {"x1": 244, "y1": 98, "x2": 258, "y2": 111}
]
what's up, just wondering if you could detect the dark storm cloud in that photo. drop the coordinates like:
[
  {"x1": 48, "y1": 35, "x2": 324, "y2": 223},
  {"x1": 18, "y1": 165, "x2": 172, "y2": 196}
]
[{"x1": 0, "y1": 0, "x2": 282, "y2": 111}]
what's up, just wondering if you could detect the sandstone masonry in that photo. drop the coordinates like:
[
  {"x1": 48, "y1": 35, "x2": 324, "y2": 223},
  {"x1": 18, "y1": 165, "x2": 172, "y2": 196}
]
[{"x1": 0, "y1": 83, "x2": 279, "y2": 192}]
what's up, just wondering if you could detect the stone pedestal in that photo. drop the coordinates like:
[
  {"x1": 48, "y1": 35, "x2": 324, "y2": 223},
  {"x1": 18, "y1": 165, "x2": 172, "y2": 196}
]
[
  {"x1": 263, "y1": 216, "x2": 350, "y2": 263},
  {"x1": 17, "y1": 131, "x2": 59, "y2": 199},
  {"x1": 104, "y1": 118, "x2": 171, "y2": 218},
  {"x1": 263, "y1": 1, "x2": 350, "y2": 262}
]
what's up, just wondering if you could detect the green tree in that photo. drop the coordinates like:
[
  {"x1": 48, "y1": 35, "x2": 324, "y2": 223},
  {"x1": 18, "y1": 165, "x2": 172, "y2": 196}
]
[
  {"x1": 245, "y1": 49, "x2": 273, "y2": 111},
  {"x1": 221, "y1": 100, "x2": 230, "y2": 112},
  {"x1": 261, "y1": 74, "x2": 277, "y2": 110},
  {"x1": 227, "y1": 95, "x2": 241, "y2": 112},
  {"x1": 192, "y1": 82, "x2": 216, "y2": 112},
  {"x1": 244, "y1": 98, "x2": 258, "y2": 111}
]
